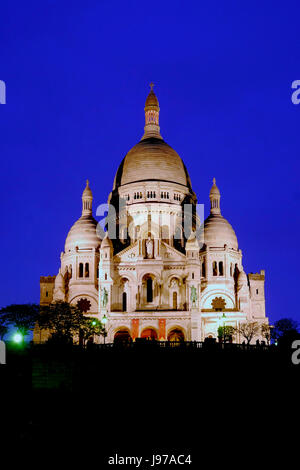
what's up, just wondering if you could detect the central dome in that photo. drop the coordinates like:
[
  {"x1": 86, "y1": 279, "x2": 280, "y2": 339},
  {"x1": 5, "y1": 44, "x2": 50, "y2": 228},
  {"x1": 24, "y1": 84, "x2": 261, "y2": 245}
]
[
  {"x1": 113, "y1": 85, "x2": 192, "y2": 191},
  {"x1": 113, "y1": 137, "x2": 191, "y2": 189}
]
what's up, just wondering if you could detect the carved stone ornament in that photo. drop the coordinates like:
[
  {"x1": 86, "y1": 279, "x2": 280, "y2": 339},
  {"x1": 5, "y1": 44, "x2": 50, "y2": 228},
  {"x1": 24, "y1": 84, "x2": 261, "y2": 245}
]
[
  {"x1": 211, "y1": 297, "x2": 226, "y2": 311},
  {"x1": 77, "y1": 298, "x2": 91, "y2": 313}
]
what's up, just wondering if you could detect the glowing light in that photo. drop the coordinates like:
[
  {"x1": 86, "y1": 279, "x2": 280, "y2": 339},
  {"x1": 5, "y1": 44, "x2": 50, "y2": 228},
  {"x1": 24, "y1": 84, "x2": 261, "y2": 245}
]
[
  {"x1": 102, "y1": 314, "x2": 107, "y2": 325},
  {"x1": 13, "y1": 333, "x2": 23, "y2": 344}
]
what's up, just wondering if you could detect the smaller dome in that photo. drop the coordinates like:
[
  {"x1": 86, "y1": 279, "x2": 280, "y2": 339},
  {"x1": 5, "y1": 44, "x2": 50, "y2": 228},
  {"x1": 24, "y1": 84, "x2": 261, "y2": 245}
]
[
  {"x1": 65, "y1": 216, "x2": 101, "y2": 252},
  {"x1": 204, "y1": 214, "x2": 238, "y2": 250}
]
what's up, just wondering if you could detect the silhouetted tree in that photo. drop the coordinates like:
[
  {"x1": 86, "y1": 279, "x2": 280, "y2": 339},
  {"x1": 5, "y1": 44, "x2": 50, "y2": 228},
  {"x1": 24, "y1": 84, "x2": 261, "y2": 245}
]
[
  {"x1": 273, "y1": 318, "x2": 299, "y2": 346},
  {"x1": 38, "y1": 301, "x2": 84, "y2": 344},
  {"x1": 0, "y1": 304, "x2": 40, "y2": 337},
  {"x1": 234, "y1": 321, "x2": 260, "y2": 344},
  {"x1": 0, "y1": 324, "x2": 8, "y2": 340}
]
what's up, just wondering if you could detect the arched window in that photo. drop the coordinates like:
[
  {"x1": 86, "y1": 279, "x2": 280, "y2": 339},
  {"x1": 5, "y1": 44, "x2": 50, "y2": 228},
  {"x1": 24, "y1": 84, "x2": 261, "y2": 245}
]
[
  {"x1": 146, "y1": 278, "x2": 153, "y2": 303},
  {"x1": 212, "y1": 261, "x2": 217, "y2": 276},
  {"x1": 79, "y1": 263, "x2": 83, "y2": 278},
  {"x1": 192, "y1": 272, "x2": 194, "y2": 279},
  {"x1": 219, "y1": 261, "x2": 224, "y2": 276},
  {"x1": 97, "y1": 265, "x2": 99, "y2": 278},
  {"x1": 122, "y1": 292, "x2": 127, "y2": 311},
  {"x1": 173, "y1": 291, "x2": 178, "y2": 310},
  {"x1": 202, "y1": 261, "x2": 206, "y2": 278},
  {"x1": 213, "y1": 261, "x2": 218, "y2": 276},
  {"x1": 85, "y1": 263, "x2": 89, "y2": 278},
  {"x1": 230, "y1": 263, "x2": 233, "y2": 276},
  {"x1": 105, "y1": 273, "x2": 107, "y2": 280}
]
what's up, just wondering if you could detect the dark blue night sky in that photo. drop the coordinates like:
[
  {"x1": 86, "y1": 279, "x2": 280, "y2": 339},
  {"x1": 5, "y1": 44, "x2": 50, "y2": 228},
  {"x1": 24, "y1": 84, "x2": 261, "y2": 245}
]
[{"x1": 1, "y1": 1, "x2": 299, "y2": 323}]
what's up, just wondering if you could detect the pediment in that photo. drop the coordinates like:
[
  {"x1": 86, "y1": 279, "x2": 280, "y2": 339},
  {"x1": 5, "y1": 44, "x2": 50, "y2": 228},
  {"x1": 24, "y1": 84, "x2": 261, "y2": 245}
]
[
  {"x1": 161, "y1": 242, "x2": 186, "y2": 261},
  {"x1": 113, "y1": 242, "x2": 138, "y2": 262}
]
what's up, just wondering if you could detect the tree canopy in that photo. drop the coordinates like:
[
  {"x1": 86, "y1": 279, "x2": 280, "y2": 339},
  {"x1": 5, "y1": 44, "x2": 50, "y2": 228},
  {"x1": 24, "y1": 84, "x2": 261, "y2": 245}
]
[
  {"x1": 38, "y1": 301, "x2": 84, "y2": 342},
  {"x1": 0, "y1": 303, "x2": 40, "y2": 336}
]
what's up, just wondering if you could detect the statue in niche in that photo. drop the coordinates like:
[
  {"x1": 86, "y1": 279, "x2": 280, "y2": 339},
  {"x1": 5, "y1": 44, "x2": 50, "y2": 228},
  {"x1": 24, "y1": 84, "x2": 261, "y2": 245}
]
[
  {"x1": 101, "y1": 287, "x2": 108, "y2": 308},
  {"x1": 145, "y1": 236, "x2": 154, "y2": 259},
  {"x1": 190, "y1": 285, "x2": 197, "y2": 306}
]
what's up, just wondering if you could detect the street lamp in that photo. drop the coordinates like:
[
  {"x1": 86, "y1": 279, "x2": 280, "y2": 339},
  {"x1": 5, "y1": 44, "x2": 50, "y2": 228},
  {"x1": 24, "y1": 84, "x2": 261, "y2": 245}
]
[
  {"x1": 13, "y1": 332, "x2": 23, "y2": 344},
  {"x1": 102, "y1": 314, "x2": 108, "y2": 345},
  {"x1": 91, "y1": 320, "x2": 97, "y2": 344}
]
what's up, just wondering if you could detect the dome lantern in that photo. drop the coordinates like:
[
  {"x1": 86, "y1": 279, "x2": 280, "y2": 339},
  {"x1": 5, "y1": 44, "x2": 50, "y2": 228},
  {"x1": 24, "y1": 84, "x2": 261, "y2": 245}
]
[
  {"x1": 82, "y1": 179, "x2": 93, "y2": 216},
  {"x1": 209, "y1": 177, "x2": 221, "y2": 215},
  {"x1": 141, "y1": 82, "x2": 162, "y2": 140}
]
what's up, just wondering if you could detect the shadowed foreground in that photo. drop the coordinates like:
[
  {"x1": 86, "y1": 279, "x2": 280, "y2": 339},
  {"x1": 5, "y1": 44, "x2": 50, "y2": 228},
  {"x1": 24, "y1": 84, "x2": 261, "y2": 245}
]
[{"x1": 1, "y1": 343, "x2": 298, "y2": 466}]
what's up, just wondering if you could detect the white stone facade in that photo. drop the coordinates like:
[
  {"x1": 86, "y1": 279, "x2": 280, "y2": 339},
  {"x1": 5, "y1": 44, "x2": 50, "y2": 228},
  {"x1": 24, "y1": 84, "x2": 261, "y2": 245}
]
[{"x1": 38, "y1": 86, "x2": 268, "y2": 344}]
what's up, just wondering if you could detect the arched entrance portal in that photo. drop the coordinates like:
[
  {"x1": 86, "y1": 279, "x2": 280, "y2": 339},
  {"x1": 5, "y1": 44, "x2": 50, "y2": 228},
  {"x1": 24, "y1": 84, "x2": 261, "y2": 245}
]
[
  {"x1": 141, "y1": 328, "x2": 158, "y2": 340},
  {"x1": 114, "y1": 329, "x2": 132, "y2": 343},
  {"x1": 167, "y1": 329, "x2": 185, "y2": 342}
]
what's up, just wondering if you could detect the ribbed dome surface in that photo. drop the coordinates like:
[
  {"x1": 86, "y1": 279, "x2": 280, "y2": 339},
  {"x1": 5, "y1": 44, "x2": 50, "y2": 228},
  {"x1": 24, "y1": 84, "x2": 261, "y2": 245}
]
[
  {"x1": 204, "y1": 214, "x2": 238, "y2": 250},
  {"x1": 113, "y1": 137, "x2": 191, "y2": 189},
  {"x1": 65, "y1": 216, "x2": 101, "y2": 252},
  {"x1": 145, "y1": 90, "x2": 159, "y2": 107}
]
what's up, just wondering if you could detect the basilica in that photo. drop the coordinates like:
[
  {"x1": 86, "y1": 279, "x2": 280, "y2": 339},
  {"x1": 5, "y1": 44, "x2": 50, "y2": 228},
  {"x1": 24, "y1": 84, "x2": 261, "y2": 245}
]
[{"x1": 37, "y1": 86, "x2": 268, "y2": 343}]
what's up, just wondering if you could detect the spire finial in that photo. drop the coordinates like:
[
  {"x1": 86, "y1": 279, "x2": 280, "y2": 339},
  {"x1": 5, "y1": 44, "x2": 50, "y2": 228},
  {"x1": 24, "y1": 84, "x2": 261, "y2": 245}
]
[
  {"x1": 209, "y1": 178, "x2": 221, "y2": 215},
  {"x1": 141, "y1": 83, "x2": 162, "y2": 140},
  {"x1": 82, "y1": 180, "x2": 93, "y2": 216}
]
